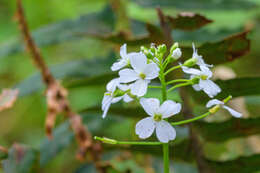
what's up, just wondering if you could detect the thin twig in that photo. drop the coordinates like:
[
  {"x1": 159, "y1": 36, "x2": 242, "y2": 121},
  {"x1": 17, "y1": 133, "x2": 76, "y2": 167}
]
[
  {"x1": 156, "y1": 8, "x2": 173, "y2": 48},
  {"x1": 15, "y1": 0, "x2": 103, "y2": 167}
]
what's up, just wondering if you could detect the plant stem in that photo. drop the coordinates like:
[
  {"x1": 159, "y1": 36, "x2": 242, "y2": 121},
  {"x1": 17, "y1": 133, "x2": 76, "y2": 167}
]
[
  {"x1": 167, "y1": 82, "x2": 192, "y2": 93},
  {"x1": 148, "y1": 85, "x2": 162, "y2": 89},
  {"x1": 171, "y1": 112, "x2": 211, "y2": 126},
  {"x1": 166, "y1": 79, "x2": 190, "y2": 85},
  {"x1": 94, "y1": 136, "x2": 162, "y2": 145},
  {"x1": 164, "y1": 65, "x2": 181, "y2": 76},
  {"x1": 159, "y1": 62, "x2": 170, "y2": 173},
  {"x1": 170, "y1": 95, "x2": 233, "y2": 126}
]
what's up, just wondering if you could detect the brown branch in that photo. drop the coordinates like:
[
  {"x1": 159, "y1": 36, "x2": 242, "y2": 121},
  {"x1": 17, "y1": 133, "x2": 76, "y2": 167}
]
[
  {"x1": 156, "y1": 8, "x2": 173, "y2": 48},
  {"x1": 15, "y1": 0, "x2": 103, "y2": 166},
  {"x1": 180, "y1": 89, "x2": 213, "y2": 173}
]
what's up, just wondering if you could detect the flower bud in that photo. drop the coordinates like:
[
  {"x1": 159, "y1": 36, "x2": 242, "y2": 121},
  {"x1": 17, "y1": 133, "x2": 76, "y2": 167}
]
[
  {"x1": 158, "y1": 44, "x2": 167, "y2": 54},
  {"x1": 170, "y1": 42, "x2": 179, "y2": 53},
  {"x1": 171, "y1": 48, "x2": 182, "y2": 60},
  {"x1": 183, "y1": 58, "x2": 197, "y2": 67}
]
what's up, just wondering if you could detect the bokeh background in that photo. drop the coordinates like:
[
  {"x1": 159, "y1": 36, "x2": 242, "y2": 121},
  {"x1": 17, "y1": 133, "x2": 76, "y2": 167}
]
[{"x1": 0, "y1": 0, "x2": 260, "y2": 172}]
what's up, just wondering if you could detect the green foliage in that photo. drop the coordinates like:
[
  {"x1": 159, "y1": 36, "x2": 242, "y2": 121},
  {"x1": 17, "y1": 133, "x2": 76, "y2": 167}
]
[
  {"x1": 1, "y1": 0, "x2": 260, "y2": 172},
  {"x1": 2, "y1": 144, "x2": 39, "y2": 173}
]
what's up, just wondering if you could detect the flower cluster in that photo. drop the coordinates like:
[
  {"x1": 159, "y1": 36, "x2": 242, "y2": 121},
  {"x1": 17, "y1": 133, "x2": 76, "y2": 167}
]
[{"x1": 101, "y1": 43, "x2": 242, "y2": 143}]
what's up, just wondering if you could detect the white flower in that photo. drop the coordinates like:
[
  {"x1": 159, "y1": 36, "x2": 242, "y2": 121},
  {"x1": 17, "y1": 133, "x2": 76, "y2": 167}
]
[
  {"x1": 171, "y1": 48, "x2": 182, "y2": 60},
  {"x1": 135, "y1": 98, "x2": 181, "y2": 143},
  {"x1": 102, "y1": 78, "x2": 133, "y2": 118},
  {"x1": 119, "y1": 53, "x2": 159, "y2": 97},
  {"x1": 192, "y1": 43, "x2": 212, "y2": 67},
  {"x1": 206, "y1": 99, "x2": 242, "y2": 118},
  {"x1": 111, "y1": 44, "x2": 136, "y2": 71},
  {"x1": 182, "y1": 65, "x2": 221, "y2": 98}
]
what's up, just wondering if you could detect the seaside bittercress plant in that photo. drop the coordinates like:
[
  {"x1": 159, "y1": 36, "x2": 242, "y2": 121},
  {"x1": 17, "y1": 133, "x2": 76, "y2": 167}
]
[{"x1": 98, "y1": 42, "x2": 243, "y2": 173}]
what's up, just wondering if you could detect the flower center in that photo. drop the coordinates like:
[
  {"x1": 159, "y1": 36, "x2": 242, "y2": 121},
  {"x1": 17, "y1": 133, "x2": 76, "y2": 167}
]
[
  {"x1": 139, "y1": 73, "x2": 146, "y2": 80},
  {"x1": 200, "y1": 75, "x2": 208, "y2": 80},
  {"x1": 153, "y1": 114, "x2": 162, "y2": 122}
]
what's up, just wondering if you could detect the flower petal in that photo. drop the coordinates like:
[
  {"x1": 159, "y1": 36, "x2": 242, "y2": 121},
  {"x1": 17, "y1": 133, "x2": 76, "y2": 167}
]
[
  {"x1": 206, "y1": 99, "x2": 223, "y2": 108},
  {"x1": 140, "y1": 97, "x2": 160, "y2": 116},
  {"x1": 200, "y1": 66, "x2": 212, "y2": 78},
  {"x1": 192, "y1": 84, "x2": 201, "y2": 91},
  {"x1": 118, "y1": 84, "x2": 130, "y2": 91},
  {"x1": 130, "y1": 79, "x2": 149, "y2": 97},
  {"x1": 111, "y1": 96, "x2": 123, "y2": 104},
  {"x1": 111, "y1": 60, "x2": 127, "y2": 71},
  {"x1": 223, "y1": 105, "x2": 242, "y2": 118},
  {"x1": 119, "y1": 68, "x2": 138, "y2": 83},
  {"x1": 181, "y1": 66, "x2": 201, "y2": 75},
  {"x1": 199, "y1": 79, "x2": 221, "y2": 98},
  {"x1": 159, "y1": 100, "x2": 182, "y2": 118},
  {"x1": 106, "y1": 78, "x2": 120, "y2": 92},
  {"x1": 102, "y1": 100, "x2": 112, "y2": 118},
  {"x1": 156, "y1": 120, "x2": 176, "y2": 143},
  {"x1": 102, "y1": 94, "x2": 112, "y2": 111},
  {"x1": 143, "y1": 63, "x2": 160, "y2": 80},
  {"x1": 130, "y1": 52, "x2": 147, "y2": 72},
  {"x1": 120, "y1": 44, "x2": 127, "y2": 59},
  {"x1": 135, "y1": 117, "x2": 155, "y2": 139},
  {"x1": 123, "y1": 94, "x2": 133, "y2": 103}
]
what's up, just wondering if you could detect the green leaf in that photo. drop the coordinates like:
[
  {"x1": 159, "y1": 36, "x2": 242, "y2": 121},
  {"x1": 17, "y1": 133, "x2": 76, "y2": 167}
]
[
  {"x1": 195, "y1": 118, "x2": 260, "y2": 142},
  {"x1": 190, "y1": 77, "x2": 260, "y2": 104},
  {"x1": 15, "y1": 54, "x2": 114, "y2": 97},
  {"x1": 0, "y1": 6, "x2": 115, "y2": 58},
  {"x1": 74, "y1": 163, "x2": 97, "y2": 173},
  {"x1": 2, "y1": 144, "x2": 39, "y2": 173},
  {"x1": 208, "y1": 154, "x2": 260, "y2": 173},
  {"x1": 181, "y1": 31, "x2": 250, "y2": 65},
  {"x1": 133, "y1": 0, "x2": 257, "y2": 10}
]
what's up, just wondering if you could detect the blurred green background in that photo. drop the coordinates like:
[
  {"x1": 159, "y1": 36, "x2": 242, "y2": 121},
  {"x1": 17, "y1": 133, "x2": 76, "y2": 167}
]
[{"x1": 0, "y1": 0, "x2": 260, "y2": 172}]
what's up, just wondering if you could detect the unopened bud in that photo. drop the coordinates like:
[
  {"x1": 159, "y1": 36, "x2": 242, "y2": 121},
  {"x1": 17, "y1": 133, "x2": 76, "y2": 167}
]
[
  {"x1": 171, "y1": 48, "x2": 182, "y2": 60},
  {"x1": 170, "y1": 42, "x2": 179, "y2": 53},
  {"x1": 158, "y1": 44, "x2": 167, "y2": 54},
  {"x1": 183, "y1": 58, "x2": 197, "y2": 67}
]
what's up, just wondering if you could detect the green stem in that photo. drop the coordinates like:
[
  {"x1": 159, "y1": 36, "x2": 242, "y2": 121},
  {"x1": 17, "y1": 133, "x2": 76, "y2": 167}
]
[
  {"x1": 171, "y1": 112, "x2": 211, "y2": 126},
  {"x1": 167, "y1": 82, "x2": 192, "y2": 93},
  {"x1": 94, "y1": 136, "x2": 162, "y2": 145},
  {"x1": 159, "y1": 62, "x2": 170, "y2": 173},
  {"x1": 166, "y1": 79, "x2": 190, "y2": 85},
  {"x1": 148, "y1": 85, "x2": 162, "y2": 89},
  {"x1": 170, "y1": 95, "x2": 233, "y2": 126},
  {"x1": 164, "y1": 65, "x2": 181, "y2": 76}
]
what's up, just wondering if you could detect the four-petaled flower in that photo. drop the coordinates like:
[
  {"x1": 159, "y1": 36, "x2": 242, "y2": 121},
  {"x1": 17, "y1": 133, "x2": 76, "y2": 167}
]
[
  {"x1": 102, "y1": 78, "x2": 133, "y2": 118},
  {"x1": 182, "y1": 65, "x2": 221, "y2": 98},
  {"x1": 192, "y1": 43, "x2": 212, "y2": 67},
  {"x1": 119, "y1": 52, "x2": 159, "y2": 97},
  {"x1": 111, "y1": 44, "x2": 135, "y2": 71},
  {"x1": 135, "y1": 98, "x2": 181, "y2": 143},
  {"x1": 206, "y1": 99, "x2": 242, "y2": 118}
]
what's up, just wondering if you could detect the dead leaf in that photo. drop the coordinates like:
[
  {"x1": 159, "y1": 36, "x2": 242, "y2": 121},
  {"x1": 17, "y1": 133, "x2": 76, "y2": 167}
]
[{"x1": 0, "y1": 89, "x2": 19, "y2": 112}]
